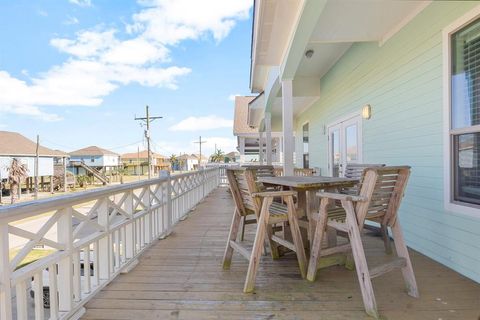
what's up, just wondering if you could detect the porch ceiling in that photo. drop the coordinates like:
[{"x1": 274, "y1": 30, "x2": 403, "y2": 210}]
[{"x1": 295, "y1": 0, "x2": 431, "y2": 78}]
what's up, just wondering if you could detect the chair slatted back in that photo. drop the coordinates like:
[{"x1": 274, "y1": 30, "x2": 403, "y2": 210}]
[
  {"x1": 242, "y1": 165, "x2": 276, "y2": 177},
  {"x1": 244, "y1": 169, "x2": 264, "y2": 215},
  {"x1": 226, "y1": 168, "x2": 256, "y2": 217},
  {"x1": 344, "y1": 163, "x2": 385, "y2": 180},
  {"x1": 273, "y1": 168, "x2": 315, "y2": 177},
  {"x1": 355, "y1": 166, "x2": 411, "y2": 227}
]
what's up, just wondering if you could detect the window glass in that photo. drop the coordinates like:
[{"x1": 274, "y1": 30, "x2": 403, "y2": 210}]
[
  {"x1": 332, "y1": 129, "x2": 340, "y2": 177},
  {"x1": 303, "y1": 123, "x2": 309, "y2": 168},
  {"x1": 345, "y1": 124, "x2": 358, "y2": 162},
  {"x1": 451, "y1": 20, "x2": 480, "y2": 129},
  {"x1": 454, "y1": 133, "x2": 480, "y2": 205}
]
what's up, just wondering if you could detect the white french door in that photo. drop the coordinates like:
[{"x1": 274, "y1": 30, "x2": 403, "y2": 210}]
[{"x1": 328, "y1": 115, "x2": 363, "y2": 177}]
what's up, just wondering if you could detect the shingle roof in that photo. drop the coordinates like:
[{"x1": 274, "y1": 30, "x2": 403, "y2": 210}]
[
  {"x1": 233, "y1": 96, "x2": 258, "y2": 135},
  {"x1": 121, "y1": 150, "x2": 168, "y2": 159},
  {"x1": 178, "y1": 154, "x2": 198, "y2": 160},
  {"x1": 0, "y1": 131, "x2": 67, "y2": 157},
  {"x1": 69, "y1": 146, "x2": 119, "y2": 156}
]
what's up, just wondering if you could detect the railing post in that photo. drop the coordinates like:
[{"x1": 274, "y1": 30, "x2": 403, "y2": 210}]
[
  {"x1": 202, "y1": 168, "x2": 206, "y2": 199},
  {"x1": 57, "y1": 207, "x2": 73, "y2": 312},
  {"x1": 124, "y1": 191, "x2": 135, "y2": 259},
  {"x1": 97, "y1": 198, "x2": 110, "y2": 280},
  {"x1": 165, "y1": 172, "x2": 173, "y2": 236},
  {"x1": 0, "y1": 224, "x2": 12, "y2": 320},
  {"x1": 143, "y1": 185, "x2": 152, "y2": 245}
]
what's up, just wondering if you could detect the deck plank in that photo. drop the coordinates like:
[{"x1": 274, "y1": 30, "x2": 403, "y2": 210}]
[{"x1": 83, "y1": 188, "x2": 480, "y2": 320}]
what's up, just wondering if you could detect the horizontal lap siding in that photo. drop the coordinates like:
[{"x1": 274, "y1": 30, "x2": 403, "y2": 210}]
[{"x1": 294, "y1": 2, "x2": 480, "y2": 282}]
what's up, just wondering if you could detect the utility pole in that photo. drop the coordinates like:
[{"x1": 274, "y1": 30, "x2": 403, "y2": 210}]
[
  {"x1": 194, "y1": 136, "x2": 207, "y2": 169},
  {"x1": 135, "y1": 105, "x2": 163, "y2": 179},
  {"x1": 34, "y1": 135, "x2": 39, "y2": 199}
]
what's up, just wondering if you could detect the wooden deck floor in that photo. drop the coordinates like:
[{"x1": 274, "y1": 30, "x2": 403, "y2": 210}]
[{"x1": 83, "y1": 188, "x2": 480, "y2": 320}]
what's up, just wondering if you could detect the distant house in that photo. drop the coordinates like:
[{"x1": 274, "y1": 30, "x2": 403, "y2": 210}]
[
  {"x1": 178, "y1": 154, "x2": 198, "y2": 171},
  {"x1": 225, "y1": 151, "x2": 240, "y2": 163},
  {"x1": 121, "y1": 150, "x2": 170, "y2": 175},
  {"x1": 0, "y1": 131, "x2": 68, "y2": 192},
  {"x1": 233, "y1": 95, "x2": 283, "y2": 164},
  {"x1": 69, "y1": 146, "x2": 120, "y2": 175},
  {"x1": 193, "y1": 154, "x2": 208, "y2": 167}
]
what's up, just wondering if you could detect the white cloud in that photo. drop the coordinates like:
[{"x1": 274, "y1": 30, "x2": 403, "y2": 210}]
[
  {"x1": 64, "y1": 16, "x2": 80, "y2": 25},
  {"x1": 169, "y1": 115, "x2": 233, "y2": 131},
  {"x1": 69, "y1": 0, "x2": 92, "y2": 7},
  {"x1": 1, "y1": 0, "x2": 252, "y2": 121},
  {"x1": 228, "y1": 93, "x2": 240, "y2": 101},
  {"x1": 128, "y1": 0, "x2": 251, "y2": 44}
]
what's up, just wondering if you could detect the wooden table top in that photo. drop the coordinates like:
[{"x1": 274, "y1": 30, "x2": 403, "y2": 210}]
[{"x1": 257, "y1": 176, "x2": 358, "y2": 189}]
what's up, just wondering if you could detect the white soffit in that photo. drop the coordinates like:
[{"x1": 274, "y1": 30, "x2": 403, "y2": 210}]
[
  {"x1": 310, "y1": 0, "x2": 430, "y2": 44},
  {"x1": 296, "y1": 0, "x2": 430, "y2": 78}
]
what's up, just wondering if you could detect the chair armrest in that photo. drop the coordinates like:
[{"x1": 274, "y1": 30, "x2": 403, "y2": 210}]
[
  {"x1": 251, "y1": 190, "x2": 297, "y2": 198},
  {"x1": 316, "y1": 191, "x2": 368, "y2": 202}
]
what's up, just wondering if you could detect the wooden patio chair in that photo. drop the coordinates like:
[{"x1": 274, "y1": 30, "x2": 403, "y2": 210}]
[
  {"x1": 238, "y1": 165, "x2": 277, "y2": 240},
  {"x1": 343, "y1": 163, "x2": 392, "y2": 253},
  {"x1": 222, "y1": 168, "x2": 307, "y2": 293},
  {"x1": 306, "y1": 166, "x2": 419, "y2": 318}
]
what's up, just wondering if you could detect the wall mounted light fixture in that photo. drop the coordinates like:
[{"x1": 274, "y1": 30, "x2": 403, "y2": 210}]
[{"x1": 362, "y1": 104, "x2": 372, "y2": 120}]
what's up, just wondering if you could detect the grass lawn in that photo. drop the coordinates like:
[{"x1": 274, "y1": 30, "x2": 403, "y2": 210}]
[{"x1": 9, "y1": 248, "x2": 55, "y2": 270}]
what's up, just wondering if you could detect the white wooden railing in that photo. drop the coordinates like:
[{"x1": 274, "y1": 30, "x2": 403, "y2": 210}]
[{"x1": 0, "y1": 168, "x2": 220, "y2": 320}]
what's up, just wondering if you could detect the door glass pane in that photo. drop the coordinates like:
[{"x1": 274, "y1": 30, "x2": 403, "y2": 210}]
[
  {"x1": 345, "y1": 124, "x2": 358, "y2": 162},
  {"x1": 454, "y1": 132, "x2": 480, "y2": 205},
  {"x1": 451, "y1": 20, "x2": 480, "y2": 129},
  {"x1": 331, "y1": 129, "x2": 340, "y2": 177},
  {"x1": 303, "y1": 123, "x2": 309, "y2": 168}
]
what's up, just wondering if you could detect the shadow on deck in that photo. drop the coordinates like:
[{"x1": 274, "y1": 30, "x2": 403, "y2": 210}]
[{"x1": 83, "y1": 188, "x2": 480, "y2": 320}]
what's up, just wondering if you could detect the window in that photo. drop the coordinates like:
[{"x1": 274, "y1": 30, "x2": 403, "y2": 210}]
[
  {"x1": 447, "y1": 16, "x2": 480, "y2": 210},
  {"x1": 91, "y1": 157, "x2": 95, "y2": 163},
  {"x1": 302, "y1": 123, "x2": 309, "y2": 168}
]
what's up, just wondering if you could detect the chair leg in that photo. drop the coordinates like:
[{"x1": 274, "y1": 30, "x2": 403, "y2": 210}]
[
  {"x1": 240, "y1": 216, "x2": 246, "y2": 241},
  {"x1": 391, "y1": 219, "x2": 419, "y2": 298},
  {"x1": 222, "y1": 208, "x2": 242, "y2": 270},
  {"x1": 244, "y1": 197, "x2": 272, "y2": 293},
  {"x1": 285, "y1": 196, "x2": 307, "y2": 278},
  {"x1": 306, "y1": 197, "x2": 330, "y2": 281},
  {"x1": 380, "y1": 223, "x2": 392, "y2": 254},
  {"x1": 266, "y1": 225, "x2": 280, "y2": 259},
  {"x1": 343, "y1": 200, "x2": 378, "y2": 319}
]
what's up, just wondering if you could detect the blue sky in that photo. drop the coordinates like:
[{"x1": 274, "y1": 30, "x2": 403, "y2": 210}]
[{"x1": 0, "y1": 0, "x2": 253, "y2": 157}]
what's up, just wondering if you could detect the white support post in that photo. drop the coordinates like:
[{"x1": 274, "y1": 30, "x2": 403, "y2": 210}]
[
  {"x1": 0, "y1": 224, "x2": 12, "y2": 320},
  {"x1": 239, "y1": 137, "x2": 246, "y2": 163},
  {"x1": 282, "y1": 79, "x2": 295, "y2": 176},
  {"x1": 265, "y1": 112, "x2": 272, "y2": 165},
  {"x1": 258, "y1": 131, "x2": 264, "y2": 164},
  {"x1": 57, "y1": 208, "x2": 73, "y2": 313}
]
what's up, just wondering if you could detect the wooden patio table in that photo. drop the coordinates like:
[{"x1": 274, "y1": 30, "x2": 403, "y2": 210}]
[{"x1": 257, "y1": 175, "x2": 358, "y2": 267}]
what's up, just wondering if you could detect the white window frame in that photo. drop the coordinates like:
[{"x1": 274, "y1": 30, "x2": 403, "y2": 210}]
[{"x1": 443, "y1": 5, "x2": 480, "y2": 218}]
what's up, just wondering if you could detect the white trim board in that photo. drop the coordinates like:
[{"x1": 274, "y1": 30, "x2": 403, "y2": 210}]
[{"x1": 442, "y1": 4, "x2": 480, "y2": 219}]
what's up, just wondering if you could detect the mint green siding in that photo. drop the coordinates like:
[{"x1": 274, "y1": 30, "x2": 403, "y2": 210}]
[{"x1": 292, "y1": 2, "x2": 480, "y2": 282}]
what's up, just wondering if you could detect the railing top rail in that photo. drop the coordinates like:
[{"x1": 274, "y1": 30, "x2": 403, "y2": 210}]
[{"x1": 0, "y1": 168, "x2": 217, "y2": 222}]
